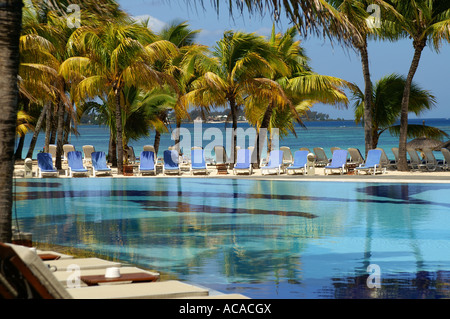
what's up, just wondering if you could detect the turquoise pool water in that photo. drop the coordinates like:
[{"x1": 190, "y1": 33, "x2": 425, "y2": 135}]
[{"x1": 13, "y1": 178, "x2": 450, "y2": 299}]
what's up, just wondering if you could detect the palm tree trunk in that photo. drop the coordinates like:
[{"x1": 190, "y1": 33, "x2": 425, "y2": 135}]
[
  {"x1": 63, "y1": 111, "x2": 71, "y2": 145},
  {"x1": 229, "y1": 96, "x2": 238, "y2": 164},
  {"x1": 50, "y1": 108, "x2": 57, "y2": 144},
  {"x1": 255, "y1": 101, "x2": 274, "y2": 168},
  {"x1": 14, "y1": 134, "x2": 25, "y2": 160},
  {"x1": 359, "y1": 43, "x2": 374, "y2": 157},
  {"x1": 26, "y1": 102, "x2": 49, "y2": 159},
  {"x1": 44, "y1": 103, "x2": 52, "y2": 152},
  {"x1": 114, "y1": 88, "x2": 124, "y2": 175},
  {"x1": 0, "y1": 0, "x2": 23, "y2": 243},
  {"x1": 55, "y1": 100, "x2": 65, "y2": 170},
  {"x1": 108, "y1": 128, "x2": 117, "y2": 167},
  {"x1": 397, "y1": 41, "x2": 426, "y2": 171},
  {"x1": 174, "y1": 118, "x2": 181, "y2": 153},
  {"x1": 154, "y1": 130, "x2": 161, "y2": 157}
]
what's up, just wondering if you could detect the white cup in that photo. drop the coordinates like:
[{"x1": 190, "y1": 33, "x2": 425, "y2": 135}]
[{"x1": 105, "y1": 267, "x2": 121, "y2": 278}]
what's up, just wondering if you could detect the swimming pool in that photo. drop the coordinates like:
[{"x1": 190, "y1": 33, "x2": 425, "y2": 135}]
[{"x1": 13, "y1": 177, "x2": 450, "y2": 299}]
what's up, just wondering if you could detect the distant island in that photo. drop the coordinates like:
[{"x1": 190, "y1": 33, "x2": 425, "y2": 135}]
[{"x1": 80, "y1": 109, "x2": 342, "y2": 125}]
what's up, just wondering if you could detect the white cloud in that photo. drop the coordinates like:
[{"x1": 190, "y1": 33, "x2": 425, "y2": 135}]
[{"x1": 132, "y1": 15, "x2": 167, "y2": 32}]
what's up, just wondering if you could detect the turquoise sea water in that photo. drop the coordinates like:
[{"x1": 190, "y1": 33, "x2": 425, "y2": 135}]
[{"x1": 13, "y1": 178, "x2": 450, "y2": 299}]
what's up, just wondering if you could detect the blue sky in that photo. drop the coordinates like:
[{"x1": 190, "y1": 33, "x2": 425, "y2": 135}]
[{"x1": 117, "y1": 0, "x2": 450, "y2": 120}]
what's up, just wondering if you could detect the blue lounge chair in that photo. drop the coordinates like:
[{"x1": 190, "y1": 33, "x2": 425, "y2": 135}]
[
  {"x1": 233, "y1": 149, "x2": 252, "y2": 175},
  {"x1": 163, "y1": 150, "x2": 180, "y2": 175},
  {"x1": 190, "y1": 149, "x2": 209, "y2": 175},
  {"x1": 91, "y1": 151, "x2": 112, "y2": 177},
  {"x1": 324, "y1": 149, "x2": 348, "y2": 175},
  {"x1": 66, "y1": 151, "x2": 89, "y2": 177},
  {"x1": 261, "y1": 150, "x2": 284, "y2": 175},
  {"x1": 37, "y1": 153, "x2": 58, "y2": 178},
  {"x1": 355, "y1": 149, "x2": 385, "y2": 175},
  {"x1": 286, "y1": 150, "x2": 308, "y2": 175},
  {"x1": 139, "y1": 151, "x2": 156, "y2": 175}
]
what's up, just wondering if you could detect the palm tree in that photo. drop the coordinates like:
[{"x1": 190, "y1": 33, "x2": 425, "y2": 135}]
[
  {"x1": 387, "y1": 0, "x2": 450, "y2": 171},
  {"x1": 184, "y1": 30, "x2": 287, "y2": 162},
  {"x1": 353, "y1": 73, "x2": 447, "y2": 148},
  {"x1": 326, "y1": 0, "x2": 401, "y2": 156},
  {"x1": 60, "y1": 21, "x2": 178, "y2": 174},
  {"x1": 246, "y1": 26, "x2": 354, "y2": 165},
  {"x1": 158, "y1": 21, "x2": 208, "y2": 150},
  {"x1": 0, "y1": 0, "x2": 23, "y2": 243},
  {"x1": 207, "y1": 0, "x2": 354, "y2": 43}
]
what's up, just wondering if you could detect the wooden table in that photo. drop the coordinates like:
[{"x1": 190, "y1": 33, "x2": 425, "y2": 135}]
[
  {"x1": 38, "y1": 253, "x2": 61, "y2": 261},
  {"x1": 216, "y1": 164, "x2": 228, "y2": 175},
  {"x1": 346, "y1": 163, "x2": 357, "y2": 175},
  {"x1": 80, "y1": 272, "x2": 159, "y2": 286}
]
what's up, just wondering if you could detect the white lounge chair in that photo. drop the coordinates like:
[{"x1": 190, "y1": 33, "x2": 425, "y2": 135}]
[
  {"x1": 82, "y1": 145, "x2": 95, "y2": 164},
  {"x1": 441, "y1": 148, "x2": 450, "y2": 170},
  {"x1": 261, "y1": 150, "x2": 284, "y2": 175},
  {"x1": 63, "y1": 144, "x2": 75, "y2": 163},
  {"x1": 313, "y1": 147, "x2": 329, "y2": 167},
  {"x1": 324, "y1": 150, "x2": 348, "y2": 175},
  {"x1": 407, "y1": 148, "x2": 426, "y2": 170},
  {"x1": 0, "y1": 243, "x2": 209, "y2": 299},
  {"x1": 355, "y1": 149, "x2": 386, "y2": 175},
  {"x1": 347, "y1": 148, "x2": 364, "y2": 166}
]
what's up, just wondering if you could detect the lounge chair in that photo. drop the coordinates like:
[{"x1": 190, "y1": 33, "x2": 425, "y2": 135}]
[
  {"x1": 280, "y1": 146, "x2": 294, "y2": 166},
  {"x1": 441, "y1": 148, "x2": 450, "y2": 170},
  {"x1": 37, "y1": 153, "x2": 59, "y2": 178},
  {"x1": 91, "y1": 151, "x2": 112, "y2": 177},
  {"x1": 214, "y1": 145, "x2": 229, "y2": 165},
  {"x1": 407, "y1": 148, "x2": 426, "y2": 170},
  {"x1": 163, "y1": 150, "x2": 180, "y2": 175},
  {"x1": 48, "y1": 144, "x2": 57, "y2": 163},
  {"x1": 233, "y1": 149, "x2": 253, "y2": 175},
  {"x1": 143, "y1": 145, "x2": 156, "y2": 153},
  {"x1": 422, "y1": 149, "x2": 444, "y2": 171},
  {"x1": 63, "y1": 144, "x2": 75, "y2": 162},
  {"x1": 261, "y1": 150, "x2": 284, "y2": 175},
  {"x1": 330, "y1": 147, "x2": 341, "y2": 154},
  {"x1": 124, "y1": 146, "x2": 137, "y2": 164},
  {"x1": 299, "y1": 147, "x2": 311, "y2": 152},
  {"x1": 66, "y1": 151, "x2": 89, "y2": 177},
  {"x1": 0, "y1": 243, "x2": 209, "y2": 299},
  {"x1": 286, "y1": 150, "x2": 308, "y2": 175},
  {"x1": 190, "y1": 149, "x2": 209, "y2": 175},
  {"x1": 82, "y1": 145, "x2": 95, "y2": 164},
  {"x1": 348, "y1": 148, "x2": 364, "y2": 166},
  {"x1": 139, "y1": 151, "x2": 156, "y2": 176},
  {"x1": 324, "y1": 149, "x2": 348, "y2": 175},
  {"x1": 313, "y1": 147, "x2": 329, "y2": 167},
  {"x1": 355, "y1": 149, "x2": 385, "y2": 175},
  {"x1": 376, "y1": 147, "x2": 396, "y2": 169}
]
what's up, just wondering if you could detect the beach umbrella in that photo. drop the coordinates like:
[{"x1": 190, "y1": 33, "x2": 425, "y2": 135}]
[
  {"x1": 406, "y1": 137, "x2": 443, "y2": 151},
  {"x1": 438, "y1": 140, "x2": 450, "y2": 150}
]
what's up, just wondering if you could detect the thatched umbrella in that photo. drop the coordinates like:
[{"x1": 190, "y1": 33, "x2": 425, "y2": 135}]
[
  {"x1": 438, "y1": 140, "x2": 450, "y2": 150},
  {"x1": 406, "y1": 137, "x2": 443, "y2": 151}
]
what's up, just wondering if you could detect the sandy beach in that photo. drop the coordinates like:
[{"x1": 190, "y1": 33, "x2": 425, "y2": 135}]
[{"x1": 13, "y1": 159, "x2": 450, "y2": 183}]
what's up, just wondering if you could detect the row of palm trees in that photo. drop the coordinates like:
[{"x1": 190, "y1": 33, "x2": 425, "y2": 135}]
[{"x1": 17, "y1": 1, "x2": 355, "y2": 175}]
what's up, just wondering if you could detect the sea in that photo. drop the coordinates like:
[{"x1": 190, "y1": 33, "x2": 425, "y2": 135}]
[{"x1": 19, "y1": 118, "x2": 450, "y2": 162}]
